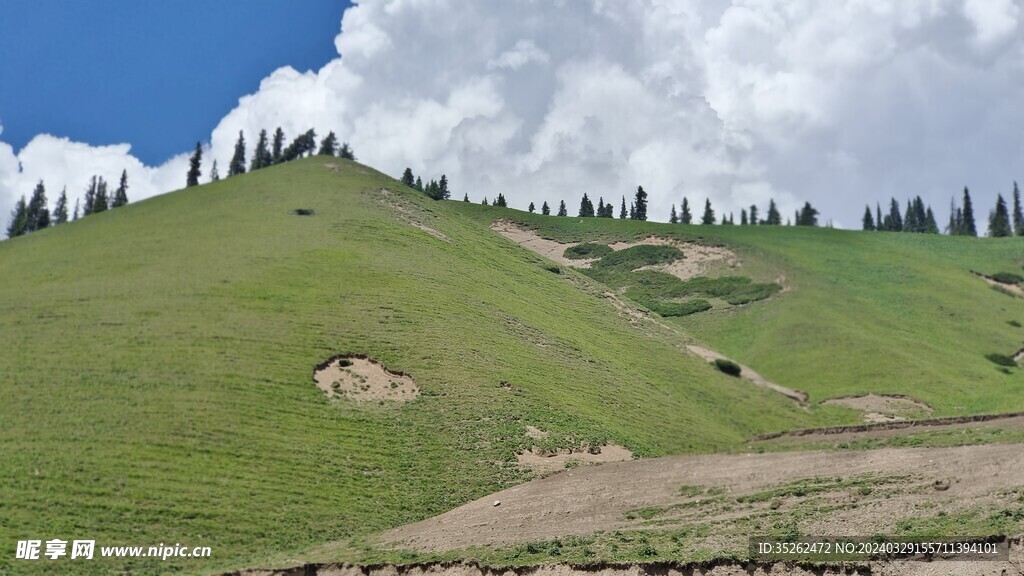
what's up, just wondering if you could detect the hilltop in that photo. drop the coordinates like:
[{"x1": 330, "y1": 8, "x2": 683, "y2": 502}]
[{"x1": 2, "y1": 158, "x2": 1024, "y2": 574}]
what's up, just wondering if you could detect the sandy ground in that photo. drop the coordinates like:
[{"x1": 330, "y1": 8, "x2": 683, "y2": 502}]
[
  {"x1": 313, "y1": 356, "x2": 419, "y2": 402},
  {"x1": 379, "y1": 444, "x2": 1024, "y2": 556},
  {"x1": 516, "y1": 444, "x2": 635, "y2": 475},
  {"x1": 686, "y1": 345, "x2": 808, "y2": 403},
  {"x1": 380, "y1": 188, "x2": 452, "y2": 243},
  {"x1": 489, "y1": 222, "x2": 740, "y2": 282},
  {"x1": 822, "y1": 394, "x2": 934, "y2": 423}
]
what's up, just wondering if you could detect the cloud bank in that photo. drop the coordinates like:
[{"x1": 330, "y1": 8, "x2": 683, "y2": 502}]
[{"x1": 3, "y1": 0, "x2": 1023, "y2": 229}]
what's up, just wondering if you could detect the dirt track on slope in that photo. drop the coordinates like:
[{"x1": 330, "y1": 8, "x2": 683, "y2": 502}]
[
  {"x1": 380, "y1": 444, "x2": 1024, "y2": 554},
  {"x1": 686, "y1": 345, "x2": 808, "y2": 403}
]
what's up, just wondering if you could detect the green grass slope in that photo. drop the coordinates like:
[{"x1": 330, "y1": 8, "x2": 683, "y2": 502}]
[
  {"x1": 453, "y1": 207, "x2": 1024, "y2": 416},
  {"x1": 0, "y1": 159, "x2": 817, "y2": 574}
]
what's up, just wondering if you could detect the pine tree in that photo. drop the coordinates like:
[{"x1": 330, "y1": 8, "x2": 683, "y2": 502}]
[
  {"x1": 72, "y1": 199, "x2": 80, "y2": 221},
  {"x1": 186, "y1": 142, "x2": 203, "y2": 187},
  {"x1": 210, "y1": 160, "x2": 220, "y2": 182},
  {"x1": 989, "y1": 194, "x2": 1012, "y2": 237},
  {"x1": 271, "y1": 128, "x2": 285, "y2": 163},
  {"x1": 682, "y1": 198, "x2": 692, "y2": 224},
  {"x1": 633, "y1": 186, "x2": 648, "y2": 221},
  {"x1": 542, "y1": 201, "x2": 551, "y2": 215},
  {"x1": 228, "y1": 131, "x2": 247, "y2": 177},
  {"x1": 629, "y1": 203, "x2": 635, "y2": 219},
  {"x1": 495, "y1": 193, "x2": 507, "y2": 207},
  {"x1": 766, "y1": 199, "x2": 781, "y2": 225},
  {"x1": 887, "y1": 198, "x2": 902, "y2": 232},
  {"x1": 6, "y1": 196, "x2": 27, "y2": 238},
  {"x1": 318, "y1": 132, "x2": 339, "y2": 156},
  {"x1": 338, "y1": 142, "x2": 355, "y2": 160},
  {"x1": 925, "y1": 207, "x2": 939, "y2": 234},
  {"x1": 876, "y1": 203, "x2": 883, "y2": 231},
  {"x1": 619, "y1": 197, "x2": 627, "y2": 219},
  {"x1": 26, "y1": 181, "x2": 50, "y2": 232},
  {"x1": 529, "y1": 202, "x2": 535, "y2": 213},
  {"x1": 740, "y1": 209, "x2": 748, "y2": 226},
  {"x1": 251, "y1": 129, "x2": 272, "y2": 171},
  {"x1": 53, "y1": 187, "x2": 69, "y2": 225},
  {"x1": 401, "y1": 168, "x2": 415, "y2": 188},
  {"x1": 862, "y1": 205, "x2": 875, "y2": 231},
  {"x1": 481, "y1": 197, "x2": 489, "y2": 206},
  {"x1": 720, "y1": 214, "x2": 728, "y2": 225},
  {"x1": 795, "y1": 202, "x2": 818, "y2": 226},
  {"x1": 93, "y1": 178, "x2": 109, "y2": 214},
  {"x1": 1013, "y1": 182, "x2": 1024, "y2": 236},
  {"x1": 669, "y1": 204, "x2": 678, "y2": 224},
  {"x1": 112, "y1": 170, "x2": 129, "y2": 208},
  {"x1": 425, "y1": 179, "x2": 439, "y2": 200},
  {"x1": 557, "y1": 200, "x2": 567, "y2": 216},
  {"x1": 913, "y1": 197, "x2": 927, "y2": 233},
  {"x1": 903, "y1": 199, "x2": 916, "y2": 232},
  {"x1": 962, "y1": 187, "x2": 977, "y2": 236},
  {"x1": 438, "y1": 175, "x2": 450, "y2": 200},
  {"x1": 701, "y1": 198, "x2": 715, "y2": 225},
  {"x1": 83, "y1": 176, "x2": 97, "y2": 216},
  {"x1": 578, "y1": 193, "x2": 595, "y2": 217},
  {"x1": 414, "y1": 176, "x2": 423, "y2": 192},
  {"x1": 749, "y1": 204, "x2": 758, "y2": 226},
  {"x1": 463, "y1": 193, "x2": 470, "y2": 202}
]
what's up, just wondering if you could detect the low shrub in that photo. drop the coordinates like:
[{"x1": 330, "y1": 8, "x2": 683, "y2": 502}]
[
  {"x1": 292, "y1": 208, "x2": 315, "y2": 216},
  {"x1": 1009, "y1": 320, "x2": 1022, "y2": 328},
  {"x1": 646, "y1": 299, "x2": 713, "y2": 317},
  {"x1": 594, "y1": 244, "x2": 683, "y2": 272},
  {"x1": 564, "y1": 242, "x2": 613, "y2": 260},
  {"x1": 991, "y1": 272, "x2": 1024, "y2": 285},
  {"x1": 713, "y1": 358, "x2": 742, "y2": 377}
]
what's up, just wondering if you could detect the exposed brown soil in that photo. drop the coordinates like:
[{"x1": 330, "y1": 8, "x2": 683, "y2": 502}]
[
  {"x1": 609, "y1": 237, "x2": 739, "y2": 281},
  {"x1": 489, "y1": 222, "x2": 741, "y2": 283},
  {"x1": 973, "y1": 271, "x2": 1024, "y2": 296},
  {"x1": 379, "y1": 188, "x2": 452, "y2": 243},
  {"x1": 516, "y1": 444, "x2": 634, "y2": 475},
  {"x1": 313, "y1": 355, "x2": 419, "y2": 403},
  {"x1": 225, "y1": 542, "x2": 1024, "y2": 576},
  {"x1": 686, "y1": 345, "x2": 808, "y2": 403},
  {"x1": 751, "y1": 412, "x2": 1024, "y2": 442},
  {"x1": 379, "y1": 444, "x2": 1024, "y2": 558},
  {"x1": 822, "y1": 394, "x2": 934, "y2": 423}
]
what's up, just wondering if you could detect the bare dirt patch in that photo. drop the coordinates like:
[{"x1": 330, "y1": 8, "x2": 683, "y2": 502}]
[
  {"x1": 379, "y1": 188, "x2": 452, "y2": 243},
  {"x1": 490, "y1": 221, "x2": 585, "y2": 267},
  {"x1": 313, "y1": 355, "x2": 419, "y2": 403},
  {"x1": 379, "y1": 444, "x2": 1024, "y2": 557},
  {"x1": 323, "y1": 162, "x2": 339, "y2": 173},
  {"x1": 974, "y1": 271, "x2": 1024, "y2": 296},
  {"x1": 610, "y1": 237, "x2": 740, "y2": 281},
  {"x1": 489, "y1": 222, "x2": 742, "y2": 283},
  {"x1": 516, "y1": 443, "x2": 634, "y2": 475},
  {"x1": 823, "y1": 394, "x2": 933, "y2": 423},
  {"x1": 687, "y1": 345, "x2": 807, "y2": 403}
]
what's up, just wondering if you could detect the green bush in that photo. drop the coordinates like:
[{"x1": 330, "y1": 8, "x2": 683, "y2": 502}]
[
  {"x1": 646, "y1": 299, "x2": 713, "y2": 317},
  {"x1": 713, "y1": 358, "x2": 742, "y2": 377},
  {"x1": 593, "y1": 245, "x2": 683, "y2": 272},
  {"x1": 1009, "y1": 320, "x2": 1022, "y2": 328},
  {"x1": 986, "y1": 353, "x2": 1017, "y2": 367},
  {"x1": 991, "y1": 272, "x2": 1024, "y2": 285},
  {"x1": 564, "y1": 242, "x2": 613, "y2": 260}
]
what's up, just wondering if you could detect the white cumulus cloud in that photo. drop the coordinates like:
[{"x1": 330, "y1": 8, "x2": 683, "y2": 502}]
[{"x1": 3, "y1": 0, "x2": 1024, "y2": 231}]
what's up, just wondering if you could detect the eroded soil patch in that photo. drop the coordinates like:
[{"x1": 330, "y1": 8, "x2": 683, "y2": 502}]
[
  {"x1": 313, "y1": 355, "x2": 419, "y2": 403},
  {"x1": 823, "y1": 394, "x2": 933, "y2": 423},
  {"x1": 490, "y1": 222, "x2": 740, "y2": 282},
  {"x1": 687, "y1": 345, "x2": 807, "y2": 403},
  {"x1": 379, "y1": 444, "x2": 1024, "y2": 555}
]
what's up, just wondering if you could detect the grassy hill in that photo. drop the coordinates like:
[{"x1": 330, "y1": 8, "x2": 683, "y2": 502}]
[{"x1": 3, "y1": 158, "x2": 1024, "y2": 574}]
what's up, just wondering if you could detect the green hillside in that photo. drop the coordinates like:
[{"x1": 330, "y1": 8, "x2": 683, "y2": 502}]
[
  {"x1": 0, "y1": 159, "x2": 817, "y2": 575},
  {"x1": 4, "y1": 158, "x2": 1024, "y2": 574},
  {"x1": 455, "y1": 207, "x2": 1024, "y2": 415}
]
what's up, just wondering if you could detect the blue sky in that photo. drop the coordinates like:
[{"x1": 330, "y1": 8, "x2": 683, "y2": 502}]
[
  {"x1": 0, "y1": 0, "x2": 348, "y2": 165},
  {"x1": 1, "y1": 1, "x2": 1022, "y2": 230}
]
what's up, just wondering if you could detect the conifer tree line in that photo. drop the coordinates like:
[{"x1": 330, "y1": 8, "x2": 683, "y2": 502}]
[
  {"x1": 186, "y1": 127, "x2": 356, "y2": 187},
  {"x1": 860, "y1": 184, "x2": 1024, "y2": 237},
  {"x1": 400, "y1": 167, "x2": 451, "y2": 201},
  {"x1": 7, "y1": 169, "x2": 131, "y2": 239}
]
